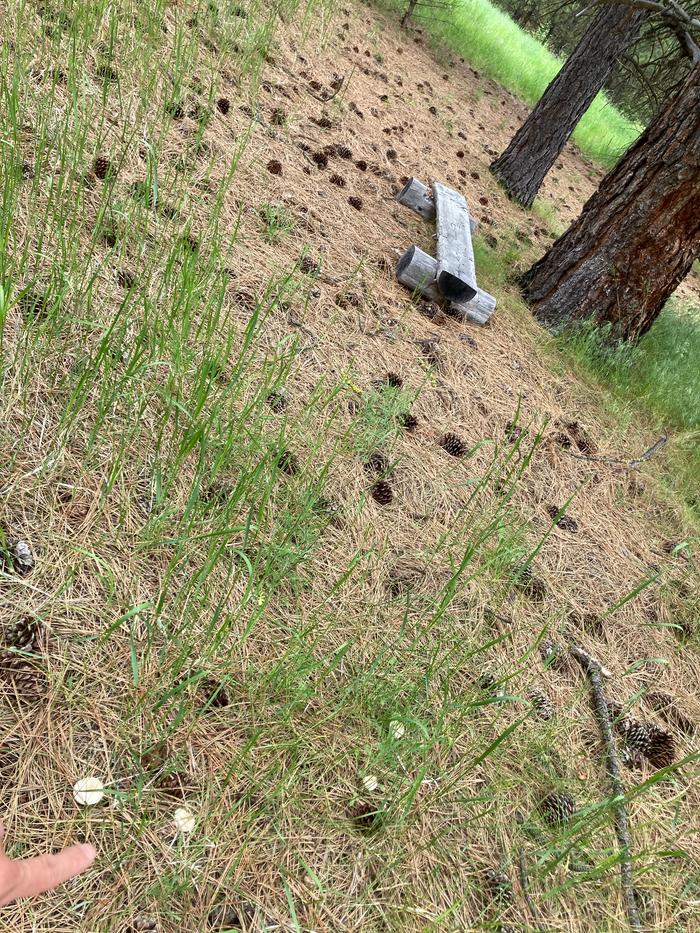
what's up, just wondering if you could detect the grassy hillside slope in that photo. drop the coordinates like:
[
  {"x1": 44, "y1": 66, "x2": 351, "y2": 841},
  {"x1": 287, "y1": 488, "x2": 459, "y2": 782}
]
[{"x1": 0, "y1": 1, "x2": 698, "y2": 931}]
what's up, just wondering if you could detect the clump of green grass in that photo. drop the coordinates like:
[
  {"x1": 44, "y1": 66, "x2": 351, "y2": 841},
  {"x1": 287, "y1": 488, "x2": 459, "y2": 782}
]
[
  {"x1": 259, "y1": 202, "x2": 295, "y2": 242},
  {"x1": 379, "y1": 0, "x2": 640, "y2": 165},
  {"x1": 350, "y1": 380, "x2": 417, "y2": 455},
  {"x1": 557, "y1": 304, "x2": 700, "y2": 430},
  {"x1": 532, "y1": 198, "x2": 565, "y2": 236},
  {"x1": 473, "y1": 232, "x2": 525, "y2": 287},
  {"x1": 554, "y1": 301, "x2": 700, "y2": 514}
]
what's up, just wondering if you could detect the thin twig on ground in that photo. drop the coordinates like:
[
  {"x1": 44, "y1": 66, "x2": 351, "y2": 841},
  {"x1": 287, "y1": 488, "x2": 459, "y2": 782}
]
[
  {"x1": 562, "y1": 433, "x2": 668, "y2": 469},
  {"x1": 570, "y1": 645, "x2": 642, "y2": 933},
  {"x1": 305, "y1": 73, "x2": 347, "y2": 103},
  {"x1": 517, "y1": 847, "x2": 541, "y2": 921}
]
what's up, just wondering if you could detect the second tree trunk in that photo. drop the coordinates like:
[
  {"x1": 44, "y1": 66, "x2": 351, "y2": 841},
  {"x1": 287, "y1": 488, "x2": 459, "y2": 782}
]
[{"x1": 490, "y1": 5, "x2": 644, "y2": 208}]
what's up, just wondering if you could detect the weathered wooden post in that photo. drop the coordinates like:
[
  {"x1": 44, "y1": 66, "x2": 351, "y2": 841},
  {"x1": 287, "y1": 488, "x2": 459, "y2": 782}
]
[
  {"x1": 432, "y1": 181, "x2": 477, "y2": 303},
  {"x1": 396, "y1": 178, "x2": 477, "y2": 234},
  {"x1": 396, "y1": 178, "x2": 436, "y2": 221},
  {"x1": 394, "y1": 176, "x2": 494, "y2": 324},
  {"x1": 396, "y1": 245, "x2": 496, "y2": 324}
]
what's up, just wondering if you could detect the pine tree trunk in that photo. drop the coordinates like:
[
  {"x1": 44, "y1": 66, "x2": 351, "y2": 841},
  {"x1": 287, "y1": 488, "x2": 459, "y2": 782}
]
[
  {"x1": 401, "y1": 0, "x2": 419, "y2": 27},
  {"x1": 511, "y1": 1, "x2": 538, "y2": 31},
  {"x1": 490, "y1": 5, "x2": 644, "y2": 208},
  {"x1": 521, "y1": 65, "x2": 700, "y2": 343}
]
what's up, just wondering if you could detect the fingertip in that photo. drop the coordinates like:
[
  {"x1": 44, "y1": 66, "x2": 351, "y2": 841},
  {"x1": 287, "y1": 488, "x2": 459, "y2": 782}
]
[
  {"x1": 13, "y1": 842, "x2": 96, "y2": 900},
  {"x1": 78, "y1": 842, "x2": 97, "y2": 864}
]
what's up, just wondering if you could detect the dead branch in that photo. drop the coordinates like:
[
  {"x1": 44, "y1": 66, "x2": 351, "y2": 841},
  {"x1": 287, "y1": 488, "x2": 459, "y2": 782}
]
[
  {"x1": 668, "y1": 0, "x2": 700, "y2": 31},
  {"x1": 570, "y1": 645, "x2": 642, "y2": 933},
  {"x1": 607, "y1": 0, "x2": 700, "y2": 31},
  {"x1": 305, "y1": 73, "x2": 347, "y2": 104},
  {"x1": 671, "y1": 21, "x2": 700, "y2": 59},
  {"x1": 517, "y1": 848, "x2": 541, "y2": 921},
  {"x1": 616, "y1": 51, "x2": 667, "y2": 109},
  {"x1": 560, "y1": 433, "x2": 668, "y2": 468}
]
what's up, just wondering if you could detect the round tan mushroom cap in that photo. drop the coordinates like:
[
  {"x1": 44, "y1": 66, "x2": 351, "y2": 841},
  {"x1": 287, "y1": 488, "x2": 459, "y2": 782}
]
[
  {"x1": 73, "y1": 777, "x2": 105, "y2": 806},
  {"x1": 173, "y1": 807, "x2": 196, "y2": 834}
]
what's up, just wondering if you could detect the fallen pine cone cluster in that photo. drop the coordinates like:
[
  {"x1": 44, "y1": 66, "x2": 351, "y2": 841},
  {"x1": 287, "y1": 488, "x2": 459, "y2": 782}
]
[
  {"x1": 539, "y1": 789, "x2": 577, "y2": 825},
  {"x1": 528, "y1": 687, "x2": 554, "y2": 721},
  {"x1": 609, "y1": 702, "x2": 676, "y2": 769},
  {"x1": 371, "y1": 480, "x2": 393, "y2": 505},
  {"x1": 363, "y1": 450, "x2": 391, "y2": 476},
  {"x1": 439, "y1": 431, "x2": 468, "y2": 457},
  {"x1": 0, "y1": 617, "x2": 47, "y2": 700},
  {"x1": 546, "y1": 504, "x2": 579, "y2": 533}
]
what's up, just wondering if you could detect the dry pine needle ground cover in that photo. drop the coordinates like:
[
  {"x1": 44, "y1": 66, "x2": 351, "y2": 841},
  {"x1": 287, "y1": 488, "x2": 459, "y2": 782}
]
[{"x1": 0, "y1": 0, "x2": 699, "y2": 930}]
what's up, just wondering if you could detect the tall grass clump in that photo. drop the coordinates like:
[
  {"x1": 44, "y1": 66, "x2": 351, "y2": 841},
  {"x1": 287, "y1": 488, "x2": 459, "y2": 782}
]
[
  {"x1": 555, "y1": 302, "x2": 700, "y2": 512},
  {"x1": 378, "y1": 0, "x2": 640, "y2": 165},
  {"x1": 557, "y1": 304, "x2": 700, "y2": 430}
]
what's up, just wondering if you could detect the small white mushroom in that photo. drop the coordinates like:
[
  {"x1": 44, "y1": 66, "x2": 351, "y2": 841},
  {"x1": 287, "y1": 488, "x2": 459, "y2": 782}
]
[
  {"x1": 73, "y1": 777, "x2": 105, "y2": 806},
  {"x1": 389, "y1": 720, "x2": 405, "y2": 740},
  {"x1": 10, "y1": 540, "x2": 35, "y2": 574},
  {"x1": 173, "y1": 807, "x2": 196, "y2": 834}
]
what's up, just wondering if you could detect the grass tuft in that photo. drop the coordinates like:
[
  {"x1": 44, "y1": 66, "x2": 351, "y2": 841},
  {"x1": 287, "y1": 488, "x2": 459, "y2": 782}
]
[{"x1": 553, "y1": 303, "x2": 700, "y2": 514}]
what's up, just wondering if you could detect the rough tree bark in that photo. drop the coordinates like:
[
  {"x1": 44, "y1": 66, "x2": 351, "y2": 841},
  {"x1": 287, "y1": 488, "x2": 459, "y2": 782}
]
[
  {"x1": 521, "y1": 64, "x2": 700, "y2": 342},
  {"x1": 490, "y1": 4, "x2": 645, "y2": 207},
  {"x1": 401, "y1": 0, "x2": 454, "y2": 28},
  {"x1": 401, "y1": 0, "x2": 419, "y2": 27}
]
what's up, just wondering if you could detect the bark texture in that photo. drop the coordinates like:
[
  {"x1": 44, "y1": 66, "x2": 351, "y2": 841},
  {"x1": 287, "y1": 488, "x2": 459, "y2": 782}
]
[
  {"x1": 490, "y1": 5, "x2": 644, "y2": 207},
  {"x1": 522, "y1": 64, "x2": 700, "y2": 342},
  {"x1": 401, "y1": 0, "x2": 419, "y2": 26}
]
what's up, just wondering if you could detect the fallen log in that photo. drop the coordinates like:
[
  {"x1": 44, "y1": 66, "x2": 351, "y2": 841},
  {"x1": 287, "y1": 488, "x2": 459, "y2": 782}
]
[
  {"x1": 396, "y1": 177, "x2": 436, "y2": 222},
  {"x1": 396, "y1": 244, "x2": 439, "y2": 296},
  {"x1": 396, "y1": 178, "x2": 477, "y2": 234},
  {"x1": 396, "y1": 245, "x2": 495, "y2": 324},
  {"x1": 455, "y1": 288, "x2": 495, "y2": 323}
]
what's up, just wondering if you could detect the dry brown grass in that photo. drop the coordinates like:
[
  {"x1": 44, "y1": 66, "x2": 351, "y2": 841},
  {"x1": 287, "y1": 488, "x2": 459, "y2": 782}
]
[{"x1": 0, "y1": 1, "x2": 698, "y2": 931}]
